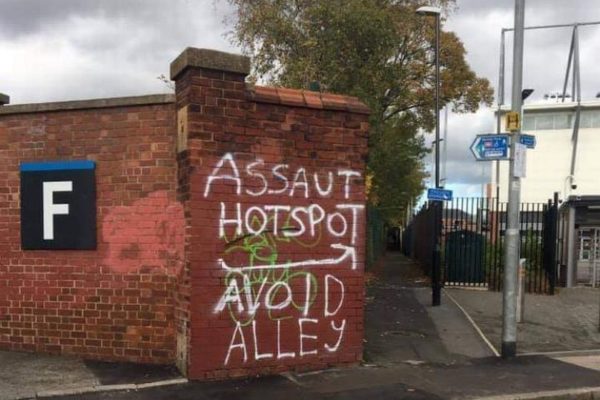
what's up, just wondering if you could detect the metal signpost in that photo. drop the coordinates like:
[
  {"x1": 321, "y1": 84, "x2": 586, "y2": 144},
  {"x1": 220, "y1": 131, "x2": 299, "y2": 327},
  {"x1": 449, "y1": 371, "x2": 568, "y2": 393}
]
[{"x1": 502, "y1": 0, "x2": 525, "y2": 359}]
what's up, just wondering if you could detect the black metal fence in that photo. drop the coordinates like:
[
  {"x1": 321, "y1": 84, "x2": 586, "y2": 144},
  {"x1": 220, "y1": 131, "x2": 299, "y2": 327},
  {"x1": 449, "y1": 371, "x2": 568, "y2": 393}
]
[
  {"x1": 367, "y1": 206, "x2": 387, "y2": 268},
  {"x1": 403, "y1": 196, "x2": 559, "y2": 294}
]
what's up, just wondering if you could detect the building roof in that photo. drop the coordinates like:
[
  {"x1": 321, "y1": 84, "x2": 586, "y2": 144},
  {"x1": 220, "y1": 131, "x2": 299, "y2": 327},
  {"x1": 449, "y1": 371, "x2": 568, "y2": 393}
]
[
  {"x1": 497, "y1": 99, "x2": 600, "y2": 114},
  {"x1": 563, "y1": 195, "x2": 600, "y2": 207}
]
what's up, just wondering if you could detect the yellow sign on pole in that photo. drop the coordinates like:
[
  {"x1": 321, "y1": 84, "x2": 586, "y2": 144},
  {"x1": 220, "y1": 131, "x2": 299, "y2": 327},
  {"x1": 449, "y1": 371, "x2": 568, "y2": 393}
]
[{"x1": 506, "y1": 111, "x2": 521, "y2": 132}]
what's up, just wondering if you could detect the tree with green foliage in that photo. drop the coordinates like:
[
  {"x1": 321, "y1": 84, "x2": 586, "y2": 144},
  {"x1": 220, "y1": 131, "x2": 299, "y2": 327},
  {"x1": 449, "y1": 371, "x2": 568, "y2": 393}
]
[{"x1": 226, "y1": 0, "x2": 493, "y2": 223}]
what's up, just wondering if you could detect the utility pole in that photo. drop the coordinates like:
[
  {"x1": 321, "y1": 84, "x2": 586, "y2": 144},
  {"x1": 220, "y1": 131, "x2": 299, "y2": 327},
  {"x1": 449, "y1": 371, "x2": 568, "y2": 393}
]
[
  {"x1": 416, "y1": 5, "x2": 442, "y2": 307},
  {"x1": 502, "y1": 0, "x2": 525, "y2": 359},
  {"x1": 432, "y1": 8, "x2": 442, "y2": 307},
  {"x1": 442, "y1": 105, "x2": 448, "y2": 188}
]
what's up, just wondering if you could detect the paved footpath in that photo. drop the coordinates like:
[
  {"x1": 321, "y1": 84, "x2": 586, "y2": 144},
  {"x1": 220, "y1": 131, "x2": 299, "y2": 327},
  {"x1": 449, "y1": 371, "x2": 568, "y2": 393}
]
[
  {"x1": 5, "y1": 252, "x2": 600, "y2": 400},
  {"x1": 446, "y1": 286, "x2": 600, "y2": 354}
]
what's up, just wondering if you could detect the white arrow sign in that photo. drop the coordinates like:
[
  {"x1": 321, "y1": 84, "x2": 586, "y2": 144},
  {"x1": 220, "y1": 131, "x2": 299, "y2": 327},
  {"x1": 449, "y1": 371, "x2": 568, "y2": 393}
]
[
  {"x1": 470, "y1": 134, "x2": 510, "y2": 161},
  {"x1": 218, "y1": 243, "x2": 357, "y2": 272}
]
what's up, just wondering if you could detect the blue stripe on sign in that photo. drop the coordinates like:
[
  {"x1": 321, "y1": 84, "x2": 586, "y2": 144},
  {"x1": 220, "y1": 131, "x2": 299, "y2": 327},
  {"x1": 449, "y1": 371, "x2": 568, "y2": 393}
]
[{"x1": 20, "y1": 160, "x2": 96, "y2": 172}]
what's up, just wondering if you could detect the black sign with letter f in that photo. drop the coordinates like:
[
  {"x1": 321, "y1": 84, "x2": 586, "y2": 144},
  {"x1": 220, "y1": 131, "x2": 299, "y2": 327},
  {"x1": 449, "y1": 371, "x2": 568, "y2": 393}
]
[{"x1": 20, "y1": 160, "x2": 96, "y2": 250}]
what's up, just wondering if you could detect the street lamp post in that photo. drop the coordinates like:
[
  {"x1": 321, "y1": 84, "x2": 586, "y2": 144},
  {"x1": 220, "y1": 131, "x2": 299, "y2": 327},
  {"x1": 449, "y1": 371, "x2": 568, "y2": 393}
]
[
  {"x1": 416, "y1": 6, "x2": 442, "y2": 188},
  {"x1": 417, "y1": 5, "x2": 442, "y2": 307},
  {"x1": 563, "y1": 174, "x2": 576, "y2": 201}
]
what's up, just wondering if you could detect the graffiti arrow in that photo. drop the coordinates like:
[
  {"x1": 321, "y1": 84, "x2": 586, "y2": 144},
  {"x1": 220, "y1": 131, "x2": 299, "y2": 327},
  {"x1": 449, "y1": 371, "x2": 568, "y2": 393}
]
[{"x1": 218, "y1": 243, "x2": 357, "y2": 272}]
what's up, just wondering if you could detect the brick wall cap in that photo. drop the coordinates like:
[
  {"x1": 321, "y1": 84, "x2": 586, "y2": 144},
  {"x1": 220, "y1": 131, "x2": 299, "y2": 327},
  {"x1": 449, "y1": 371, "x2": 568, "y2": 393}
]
[
  {"x1": 248, "y1": 86, "x2": 280, "y2": 104},
  {"x1": 0, "y1": 94, "x2": 175, "y2": 116},
  {"x1": 247, "y1": 85, "x2": 370, "y2": 115},
  {"x1": 170, "y1": 48, "x2": 251, "y2": 80}
]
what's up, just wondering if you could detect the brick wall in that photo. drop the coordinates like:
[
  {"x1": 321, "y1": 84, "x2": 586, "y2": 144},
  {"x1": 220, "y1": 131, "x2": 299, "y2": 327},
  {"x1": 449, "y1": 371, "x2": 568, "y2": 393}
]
[
  {"x1": 171, "y1": 49, "x2": 370, "y2": 379},
  {"x1": 0, "y1": 48, "x2": 369, "y2": 380},
  {"x1": 0, "y1": 96, "x2": 182, "y2": 364}
]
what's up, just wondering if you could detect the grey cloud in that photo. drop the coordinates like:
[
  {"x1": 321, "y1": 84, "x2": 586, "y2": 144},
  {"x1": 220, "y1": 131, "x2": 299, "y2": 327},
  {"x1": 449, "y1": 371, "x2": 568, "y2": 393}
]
[
  {"x1": 454, "y1": 0, "x2": 600, "y2": 21},
  {"x1": 0, "y1": 0, "x2": 101, "y2": 37},
  {"x1": 421, "y1": 106, "x2": 495, "y2": 190},
  {"x1": 453, "y1": 0, "x2": 513, "y2": 15},
  {"x1": 446, "y1": 159, "x2": 490, "y2": 186},
  {"x1": 448, "y1": 0, "x2": 600, "y2": 102},
  {"x1": 0, "y1": 0, "x2": 208, "y2": 38},
  {"x1": 0, "y1": 0, "x2": 238, "y2": 104},
  {"x1": 445, "y1": 109, "x2": 494, "y2": 185}
]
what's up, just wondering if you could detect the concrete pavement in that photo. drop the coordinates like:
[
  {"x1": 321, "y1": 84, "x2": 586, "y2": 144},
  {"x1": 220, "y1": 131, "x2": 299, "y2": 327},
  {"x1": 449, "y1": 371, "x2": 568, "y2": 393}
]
[
  {"x1": 4, "y1": 252, "x2": 600, "y2": 399},
  {"x1": 19, "y1": 355, "x2": 600, "y2": 400},
  {"x1": 0, "y1": 351, "x2": 182, "y2": 400},
  {"x1": 446, "y1": 286, "x2": 600, "y2": 354}
]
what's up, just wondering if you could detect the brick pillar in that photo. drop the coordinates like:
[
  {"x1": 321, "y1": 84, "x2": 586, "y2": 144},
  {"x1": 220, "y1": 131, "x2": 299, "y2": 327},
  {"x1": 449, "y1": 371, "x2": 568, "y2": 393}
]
[
  {"x1": 171, "y1": 48, "x2": 251, "y2": 377},
  {"x1": 171, "y1": 48, "x2": 369, "y2": 380}
]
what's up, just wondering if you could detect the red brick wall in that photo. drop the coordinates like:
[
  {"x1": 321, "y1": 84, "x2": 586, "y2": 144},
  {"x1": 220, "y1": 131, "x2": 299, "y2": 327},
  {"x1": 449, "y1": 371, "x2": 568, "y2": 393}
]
[
  {"x1": 0, "y1": 47, "x2": 369, "y2": 379},
  {"x1": 0, "y1": 102, "x2": 183, "y2": 364},
  {"x1": 173, "y1": 59, "x2": 369, "y2": 379}
]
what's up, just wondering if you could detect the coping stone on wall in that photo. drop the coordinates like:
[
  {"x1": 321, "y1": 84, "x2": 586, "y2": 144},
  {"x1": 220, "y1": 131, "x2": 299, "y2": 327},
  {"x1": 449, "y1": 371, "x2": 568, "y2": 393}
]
[
  {"x1": 0, "y1": 94, "x2": 175, "y2": 115},
  {"x1": 246, "y1": 85, "x2": 371, "y2": 115},
  {"x1": 169, "y1": 47, "x2": 251, "y2": 80}
]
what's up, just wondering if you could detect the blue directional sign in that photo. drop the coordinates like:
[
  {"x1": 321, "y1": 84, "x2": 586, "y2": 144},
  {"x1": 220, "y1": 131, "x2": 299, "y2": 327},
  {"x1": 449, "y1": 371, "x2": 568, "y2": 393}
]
[
  {"x1": 470, "y1": 134, "x2": 510, "y2": 161},
  {"x1": 519, "y1": 134, "x2": 536, "y2": 149},
  {"x1": 427, "y1": 188, "x2": 453, "y2": 202}
]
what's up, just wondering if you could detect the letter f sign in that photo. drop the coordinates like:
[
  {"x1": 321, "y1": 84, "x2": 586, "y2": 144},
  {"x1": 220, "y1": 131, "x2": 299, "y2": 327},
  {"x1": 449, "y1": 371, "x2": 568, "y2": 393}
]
[
  {"x1": 21, "y1": 160, "x2": 96, "y2": 250},
  {"x1": 43, "y1": 181, "x2": 72, "y2": 240}
]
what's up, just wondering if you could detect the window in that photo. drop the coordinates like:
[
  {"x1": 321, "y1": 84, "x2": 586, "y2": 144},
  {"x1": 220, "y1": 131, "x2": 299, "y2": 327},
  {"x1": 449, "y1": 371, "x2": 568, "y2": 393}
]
[
  {"x1": 592, "y1": 111, "x2": 600, "y2": 128},
  {"x1": 580, "y1": 112, "x2": 592, "y2": 128},
  {"x1": 554, "y1": 114, "x2": 571, "y2": 129},
  {"x1": 523, "y1": 116, "x2": 535, "y2": 130},
  {"x1": 535, "y1": 115, "x2": 554, "y2": 129},
  {"x1": 520, "y1": 111, "x2": 600, "y2": 130}
]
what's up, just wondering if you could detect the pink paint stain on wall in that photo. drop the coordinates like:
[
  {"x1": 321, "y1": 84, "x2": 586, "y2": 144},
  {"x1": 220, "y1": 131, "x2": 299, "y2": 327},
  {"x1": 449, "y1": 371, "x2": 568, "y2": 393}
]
[{"x1": 101, "y1": 191, "x2": 185, "y2": 275}]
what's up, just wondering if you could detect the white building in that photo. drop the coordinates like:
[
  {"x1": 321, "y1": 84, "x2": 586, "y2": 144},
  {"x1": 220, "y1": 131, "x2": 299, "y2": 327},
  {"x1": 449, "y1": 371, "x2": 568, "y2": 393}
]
[
  {"x1": 493, "y1": 99, "x2": 600, "y2": 203},
  {"x1": 492, "y1": 99, "x2": 600, "y2": 287}
]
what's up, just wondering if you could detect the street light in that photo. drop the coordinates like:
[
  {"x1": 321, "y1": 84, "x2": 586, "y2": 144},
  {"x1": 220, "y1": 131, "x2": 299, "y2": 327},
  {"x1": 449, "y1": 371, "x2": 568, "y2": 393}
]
[
  {"x1": 563, "y1": 174, "x2": 576, "y2": 200},
  {"x1": 416, "y1": 5, "x2": 442, "y2": 188},
  {"x1": 417, "y1": 5, "x2": 443, "y2": 307},
  {"x1": 521, "y1": 88, "x2": 534, "y2": 101}
]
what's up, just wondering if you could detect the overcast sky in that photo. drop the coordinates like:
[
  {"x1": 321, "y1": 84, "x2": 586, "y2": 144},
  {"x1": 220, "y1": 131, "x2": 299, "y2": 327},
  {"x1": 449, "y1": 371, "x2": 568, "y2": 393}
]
[{"x1": 2, "y1": 0, "x2": 600, "y2": 199}]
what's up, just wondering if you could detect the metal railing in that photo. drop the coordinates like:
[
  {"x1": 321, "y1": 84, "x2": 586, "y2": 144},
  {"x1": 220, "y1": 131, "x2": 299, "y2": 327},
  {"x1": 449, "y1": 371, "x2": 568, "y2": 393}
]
[
  {"x1": 404, "y1": 196, "x2": 559, "y2": 294},
  {"x1": 366, "y1": 206, "x2": 388, "y2": 269}
]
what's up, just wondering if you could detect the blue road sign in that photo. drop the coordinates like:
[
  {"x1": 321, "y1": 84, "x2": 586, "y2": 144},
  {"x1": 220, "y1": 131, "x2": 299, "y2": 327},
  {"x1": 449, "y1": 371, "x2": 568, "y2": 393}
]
[
  {"x1": 470, "y1": 134, "x2": 510, "y2": 161},
  {"x1": 519, "y1": 134, "x2": 536, "y2": 149},
  {"x1": 427, "y1": 188, "x2": 453, "y2": 202}
]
